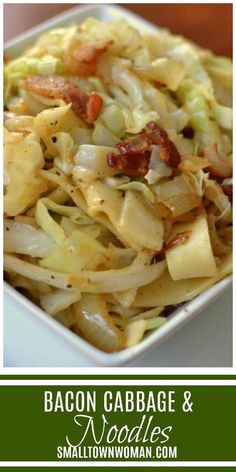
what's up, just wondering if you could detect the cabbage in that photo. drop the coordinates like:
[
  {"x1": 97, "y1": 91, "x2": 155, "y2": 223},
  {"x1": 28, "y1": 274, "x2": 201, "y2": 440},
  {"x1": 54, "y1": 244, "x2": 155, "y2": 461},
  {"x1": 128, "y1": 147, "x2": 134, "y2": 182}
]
[
  {"x1": 92, "y1": 122, "x2": 120, "y2": 147},
  {"x1": 70, "y1": 128, "x2": 92, "y2": 146},
  {"x1": 109, "y1": 57, "x2": 146, "y2": 108},
  {"x1": 204, "y1": 179, "x2": 232, "y2": 223},
  {"x1": 4, "y1": 138, "x2": 47, "y2": 217},
  {"x1": 210, "y1": 101, "x2": 232, "y2": 129},
  {"x1": 130, "y1": 306, "x2": 164, "y2": 321},
  {"x1": 40, "y1": 229, "x2": 104, "y2": 273},
  {"x1": 108, "y1": 84, "x2": 133, "y2": 109},
  {"x1": 48, "y1": 132, "x2": 73, "y2": 175},
  {"x1": 135, "y1": 57, "x2": 186, "y2": 91},
  {"x1": 4, "y1": 254, "x2": 75, "y2": 290},
  {"x1": 34, "y1": 104, "x2": 71, "y2": 138},
  {"x1": 4, "y1": 115, "x2": 34, "y2": 133},
  {"x1": 4, "y1": 127, "x2": 23, "y2": 145},
  {"x1": 145, "y1": 145, "x2": 172, "y2": 185},
  {"x1": 107, "y1": 304, "x2": 141, "y2": 318},
  {"x1": 26, "y1": 26, "x2": 78, "y2": 58},
  {"x1": 74, "y1": 293, "x2": 125, "y2": 352},
  {"x1": 113, "y1": 288, "x2": 137, "y2": 309},
  {"x1": 4, "y1": 55, "x2": 64, "y2": 94},
  {"x1": 145, "y1": 317, "x2": 166, "y2": 330},
  {"x1": 122, "y1": 107, "x2": 159, "y2": 134},
  {"x1": 4, "y1": 252, "x2": 166, "y2": 293},
  {"x1": 40, "y1": 289, "x2": 81, "y2": 315},
  {"x1": 54, "y1": 306, "x2": 77, "y2": 328},
  {"x1": 118, "y1": 190, "x2": 164, "y2": 251},
  {"x1": 178, "y1": 155, "x2": 209, "y2": 173},
  {"x1": 152, "y1": 174, "x2": 202, "y2": 217},
  {"x1": 79, "y1": 17, "x2": 143, "y2": 58},
  {"x1": 88, "y1": 77, "x2": 109, "y2": 94},
  {"x1": 203, "y1": 144, "x2": 232, "y2": 178},
  {"x1": 124, "y1": 311, "x2": 166, "y2": 346},
  {"x1": 124, "y1": 319, "x2": 146, "y2": 347},
  {"x1": 73, "y1": 144, "x2": 118, "y2": 183},
  {"x1": 35, "y1": 197, "x2": 93, "y2": 244},
  {"x1": 169, "y1": 109, "x2": 190, "y2": 133},
  {"x1": 167, "y1": 41, "x2": 214, "y2": 99},
  {"x1": 104, "y1": 176, "x2": 130, "y2": 188},
  {"x1": 177, "y1": 79, "x2": 211, "y2": 131},
  {"x1": 100, "y1": 104, "x2": 126, "y2": 137},
  {"x1": 207, "y1": 214, "x2": 232, "y2": 257},
  {"x1": 118, "y1": 182, "x2": 155, "y2": 203},
  {"x1": 60, "y1": 216, "x2": 101, "y2": 239},
  {"x1": 4, "y1": 219, "x2": 55, "y2": 258},
  {"x1": 143, "y1": 84, "x2": 169, "y2": 117},
  {"x1": 195, "y1": 122, "x2": 231, "y2": 155},
  {"x1": 11, "y1": 275, "x2": 52, "y2": 299},
  {"x1": 204, "y1": 56, "x2": 232, "y2": 90}
]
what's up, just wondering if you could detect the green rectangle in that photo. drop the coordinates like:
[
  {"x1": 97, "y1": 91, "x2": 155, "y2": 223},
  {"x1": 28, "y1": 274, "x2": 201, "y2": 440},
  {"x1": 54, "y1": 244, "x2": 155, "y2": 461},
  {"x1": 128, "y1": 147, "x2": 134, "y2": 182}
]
[{"x1": 0, "y1": 385, "x2": 235, "y2": 462}]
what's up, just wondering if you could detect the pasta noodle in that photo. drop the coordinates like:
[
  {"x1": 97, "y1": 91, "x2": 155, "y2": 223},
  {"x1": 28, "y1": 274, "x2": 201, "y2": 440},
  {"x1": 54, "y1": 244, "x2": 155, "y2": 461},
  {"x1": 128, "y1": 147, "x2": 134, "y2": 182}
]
[{"x1": 4, "y1": 17, "x2": 232, "y2": 351}]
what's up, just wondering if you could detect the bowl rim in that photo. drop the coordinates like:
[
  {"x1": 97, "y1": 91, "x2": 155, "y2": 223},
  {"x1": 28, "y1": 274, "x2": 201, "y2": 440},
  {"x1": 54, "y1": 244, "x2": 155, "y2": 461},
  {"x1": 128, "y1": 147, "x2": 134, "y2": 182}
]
[{"x1": 4, "y1": 275, "x2": 232, "y2": 367}]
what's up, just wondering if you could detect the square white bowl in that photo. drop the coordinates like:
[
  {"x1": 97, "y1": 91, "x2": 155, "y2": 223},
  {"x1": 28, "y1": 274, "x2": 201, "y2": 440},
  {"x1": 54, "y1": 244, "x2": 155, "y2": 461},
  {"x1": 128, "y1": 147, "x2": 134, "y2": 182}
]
[{"x1": 4, "y1": 4, "x2": 232, "y2": 367}]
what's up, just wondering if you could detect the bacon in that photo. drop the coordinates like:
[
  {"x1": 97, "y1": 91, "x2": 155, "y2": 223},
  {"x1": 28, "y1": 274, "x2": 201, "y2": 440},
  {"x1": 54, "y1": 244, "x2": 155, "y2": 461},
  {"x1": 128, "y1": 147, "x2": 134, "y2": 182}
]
[
  {"x1": 107, "y1": 122, "x2": 181, "y2": 176},
  {"x1": 24, "y1": 75, "x2": 102, "y2": 124},
  {"x1": 165, "y1": 231, "x2": 192, "y2": 251},
  {"x1": 65, "y1": 39, "x2": 113, "y2": 76},
  {"x1": 116, "y1": 133, "x2": 150, "y2": 156},
  {"x1": 107, "y1": 151, "x2": 150, "y2": 176},
  {"x1": 147, "y1": 122, "x2": 181, "y2": 168},
  {"x1": 75, "y1": 39, "x2": 113, "y2": 64}
]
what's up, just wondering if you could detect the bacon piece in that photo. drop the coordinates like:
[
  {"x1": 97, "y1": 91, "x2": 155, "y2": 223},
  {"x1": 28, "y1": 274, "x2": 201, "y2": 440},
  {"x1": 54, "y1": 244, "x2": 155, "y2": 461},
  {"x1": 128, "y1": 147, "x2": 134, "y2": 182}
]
[
  {"x1": 107, "y1": 122, "x2": 181, "y2": 176},
  {"x1": 107, "y1": 133, "x2": 151, "y2": 176},
  {"x1": 148, "y1": 122, "x2": 181, "y2": 168},
  {"x1": 65, "y1": 39, "x2": 113, "y2": 76},
  {"x1": 75, "y1": 39, "x2": 113, "y2": 64},
  {"x1": 107, "y1": 151, "x2": 150, "y2": 176},
  {"x1": 24, "y1": 75, "x2": 102, "y2": 124},
  {"x1": 116, "y1": 132, "x2": 150, "y2": 155}
]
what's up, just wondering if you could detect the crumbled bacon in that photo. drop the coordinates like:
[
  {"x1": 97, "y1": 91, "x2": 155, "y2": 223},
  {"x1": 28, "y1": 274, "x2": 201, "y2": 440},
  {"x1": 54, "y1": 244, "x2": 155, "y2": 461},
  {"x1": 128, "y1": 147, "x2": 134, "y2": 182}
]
[
  {"x1": 23, "y1": 75, "x2": 102, "y2": 124},
  {"x1": 65, "y1": 39, "x2": 113, "y2": 76},
  {"x1": 147, "y1": 122, "x2": 181, "y2": 168},
  {"x1": 107, "y1": 122, "x2": 181, "y2": 176},
  {"x1": 75, "y1": 39, "x2": 113, "y2": 64},
  {"x1": 107, "y1": 151, "x2": 150, "y2": 176}
]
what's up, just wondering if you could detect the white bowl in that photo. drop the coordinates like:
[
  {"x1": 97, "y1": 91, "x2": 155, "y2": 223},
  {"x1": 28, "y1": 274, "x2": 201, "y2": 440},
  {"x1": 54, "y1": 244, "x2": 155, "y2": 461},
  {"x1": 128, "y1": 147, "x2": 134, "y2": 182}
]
[{"x1": 4, "y1": 4, "x2": 232, "y2": 367}]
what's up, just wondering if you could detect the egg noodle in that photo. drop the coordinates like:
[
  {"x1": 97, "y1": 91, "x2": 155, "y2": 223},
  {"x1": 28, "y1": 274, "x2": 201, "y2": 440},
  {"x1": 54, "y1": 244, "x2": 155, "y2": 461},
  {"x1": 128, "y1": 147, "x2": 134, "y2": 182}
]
[{"x1": 4, "y1": 18, "x2": 232, "y2": 352}]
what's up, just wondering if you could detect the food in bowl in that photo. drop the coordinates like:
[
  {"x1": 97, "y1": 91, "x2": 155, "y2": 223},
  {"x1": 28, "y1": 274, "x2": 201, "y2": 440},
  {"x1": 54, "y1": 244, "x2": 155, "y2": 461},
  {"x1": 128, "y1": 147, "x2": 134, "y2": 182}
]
[{"x1": 4, "y1": 17, "x2": 232, "y2": 352}]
